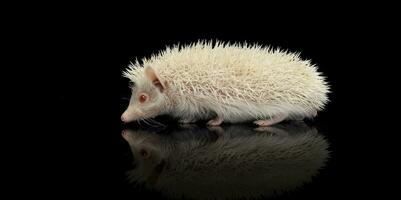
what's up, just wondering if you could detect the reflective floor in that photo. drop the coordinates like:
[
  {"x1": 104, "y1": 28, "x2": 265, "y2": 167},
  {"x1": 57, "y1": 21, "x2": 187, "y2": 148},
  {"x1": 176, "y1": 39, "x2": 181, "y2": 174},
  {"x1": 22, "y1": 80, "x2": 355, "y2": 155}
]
[
  {"x1": 117, "y1": 121, "x2": 334, "y2": 200},
  {"x1": 34, "y1": 20, "x2": 385, "y2": 199}
]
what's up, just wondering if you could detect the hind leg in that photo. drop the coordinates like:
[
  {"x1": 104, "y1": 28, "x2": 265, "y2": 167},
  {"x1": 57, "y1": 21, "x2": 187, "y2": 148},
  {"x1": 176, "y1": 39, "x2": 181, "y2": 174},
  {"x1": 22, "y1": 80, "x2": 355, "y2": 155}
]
[
  {"x1": 207, "y1": 115, "x2": 224, "y2": 126},
  {"x1": 254, "y1": 114, "x2": 287, "y2": 127},
  {"x1": 312, "y1": 110, "x2": 317, "y2": 117}
]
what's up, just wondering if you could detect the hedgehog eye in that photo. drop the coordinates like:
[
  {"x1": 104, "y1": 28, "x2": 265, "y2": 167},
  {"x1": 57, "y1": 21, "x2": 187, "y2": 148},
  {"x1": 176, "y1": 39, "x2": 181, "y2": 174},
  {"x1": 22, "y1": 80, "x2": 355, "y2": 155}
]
[{"x1": 139, "y1": 94, "x2": 147, "y2": 103}]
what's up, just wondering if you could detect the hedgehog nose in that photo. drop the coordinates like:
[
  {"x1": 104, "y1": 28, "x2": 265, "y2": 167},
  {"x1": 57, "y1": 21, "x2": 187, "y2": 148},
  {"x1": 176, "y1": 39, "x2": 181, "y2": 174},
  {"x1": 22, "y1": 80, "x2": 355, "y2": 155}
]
[{"x1": 121, "y1": 115, "x2": 127, "y2": 123}]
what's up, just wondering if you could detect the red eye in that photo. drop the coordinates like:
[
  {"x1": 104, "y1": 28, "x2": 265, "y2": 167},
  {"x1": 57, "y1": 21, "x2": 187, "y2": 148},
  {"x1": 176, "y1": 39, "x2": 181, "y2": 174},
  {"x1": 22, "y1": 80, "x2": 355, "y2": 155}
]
[{"x1": 139, "y1": 94, "x2": 147, "y2": 103}]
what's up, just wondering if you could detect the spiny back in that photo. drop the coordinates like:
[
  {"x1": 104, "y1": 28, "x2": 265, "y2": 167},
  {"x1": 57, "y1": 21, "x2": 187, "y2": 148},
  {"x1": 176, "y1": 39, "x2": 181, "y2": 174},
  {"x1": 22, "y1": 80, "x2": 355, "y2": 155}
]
[{"x1": 126, "y1": 41, "x2": 329, "y2": 109}]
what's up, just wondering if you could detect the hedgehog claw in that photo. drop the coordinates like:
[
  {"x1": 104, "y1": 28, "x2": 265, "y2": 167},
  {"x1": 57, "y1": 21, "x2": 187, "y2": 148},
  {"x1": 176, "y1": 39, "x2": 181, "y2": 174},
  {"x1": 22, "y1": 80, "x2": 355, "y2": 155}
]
[
  {"x1": 254, "y1": 114, "x2": 287, "y2": 127},
  {"x1": 254, "y1": 120, "x2": 273, "y2": 126}
]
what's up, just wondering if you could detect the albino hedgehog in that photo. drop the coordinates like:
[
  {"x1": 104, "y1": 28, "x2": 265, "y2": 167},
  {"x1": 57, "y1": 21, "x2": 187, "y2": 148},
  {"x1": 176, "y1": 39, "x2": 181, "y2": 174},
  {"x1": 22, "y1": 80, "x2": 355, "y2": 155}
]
[{"x1": 121, "y1": 41, "x2": 329, "y2": 126}]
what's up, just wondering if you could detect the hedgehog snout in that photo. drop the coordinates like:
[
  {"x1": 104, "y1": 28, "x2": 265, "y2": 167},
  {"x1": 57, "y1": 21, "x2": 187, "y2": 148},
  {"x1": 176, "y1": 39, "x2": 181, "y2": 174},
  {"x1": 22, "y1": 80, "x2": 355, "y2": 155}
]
[
  {"x1": 121, "y1": 111, "x2": 137, "y2": 123},
  {"x1": 121, "y1": 107, "x2": 135, "y2": 123},
  {"x1": 121, "y1": 106, "x2": 145, "y2": 123},
  {"x1": 121, "y1": 115, "x2": 130, "y2": 123}
]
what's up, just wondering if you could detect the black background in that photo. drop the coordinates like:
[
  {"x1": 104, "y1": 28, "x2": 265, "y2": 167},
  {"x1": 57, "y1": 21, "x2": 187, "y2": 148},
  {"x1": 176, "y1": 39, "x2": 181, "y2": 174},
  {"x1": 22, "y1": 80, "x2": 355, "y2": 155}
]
[{"x1": 8, "y1": 4, "x2": 395, "y2": 199}]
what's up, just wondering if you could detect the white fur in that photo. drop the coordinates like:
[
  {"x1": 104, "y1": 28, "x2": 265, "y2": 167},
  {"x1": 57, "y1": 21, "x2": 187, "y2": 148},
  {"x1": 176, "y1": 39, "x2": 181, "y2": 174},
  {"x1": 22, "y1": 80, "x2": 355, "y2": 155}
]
[{"x1": 123, "y1": 41, "x2": 330, "y2": 123}]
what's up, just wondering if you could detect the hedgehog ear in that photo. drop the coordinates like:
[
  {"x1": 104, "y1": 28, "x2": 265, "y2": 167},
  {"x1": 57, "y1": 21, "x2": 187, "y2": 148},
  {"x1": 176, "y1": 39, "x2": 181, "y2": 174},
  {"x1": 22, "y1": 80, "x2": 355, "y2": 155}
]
[{"x1": 145, "y1": 66, "x2": 166, "y2": 92}]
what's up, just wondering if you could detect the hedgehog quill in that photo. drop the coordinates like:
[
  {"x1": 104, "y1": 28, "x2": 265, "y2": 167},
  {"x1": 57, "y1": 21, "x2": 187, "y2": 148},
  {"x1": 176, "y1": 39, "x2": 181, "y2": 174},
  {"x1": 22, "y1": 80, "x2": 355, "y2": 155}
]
[{"x1": 121, "y1": 42, "x2": 329, "y2": 126}]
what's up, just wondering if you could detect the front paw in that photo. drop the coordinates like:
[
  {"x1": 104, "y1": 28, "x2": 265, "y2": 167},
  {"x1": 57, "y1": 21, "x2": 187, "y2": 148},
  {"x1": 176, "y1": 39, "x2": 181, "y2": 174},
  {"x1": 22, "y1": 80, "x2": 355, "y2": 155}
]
[{"x1": 207, "y1": 116, "x2": 223, "y2": 126}]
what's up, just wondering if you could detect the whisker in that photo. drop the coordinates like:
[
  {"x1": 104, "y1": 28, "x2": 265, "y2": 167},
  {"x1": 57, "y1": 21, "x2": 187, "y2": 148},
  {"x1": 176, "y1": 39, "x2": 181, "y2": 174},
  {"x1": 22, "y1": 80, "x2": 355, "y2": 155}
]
[
  {"x1": 147, "y1": 118, "x2": 166, "y2": 127},
  {"x1": 148, "y1": 118, "x2": 160, "y2": 127},
  {"x1": 141, "y1": 118, "x2": 153, "y2": 126},
  {"x1": 147, "y1": 118, "x2": 163, "y2": 128}
]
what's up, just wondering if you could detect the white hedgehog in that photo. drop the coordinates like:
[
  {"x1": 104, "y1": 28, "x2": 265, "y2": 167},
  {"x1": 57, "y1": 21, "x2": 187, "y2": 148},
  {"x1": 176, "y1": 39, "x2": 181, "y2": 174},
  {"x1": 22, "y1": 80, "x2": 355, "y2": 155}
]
[{"x1": 121, "y1": 41, "x2": 329, "y2": 126}]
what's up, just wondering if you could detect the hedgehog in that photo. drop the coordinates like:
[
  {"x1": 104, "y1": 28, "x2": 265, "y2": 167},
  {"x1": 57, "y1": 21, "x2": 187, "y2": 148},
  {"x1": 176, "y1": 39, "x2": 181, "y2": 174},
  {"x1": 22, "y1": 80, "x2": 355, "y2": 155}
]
[
  {"x1": 122, "y1": 122, "x2": 329, "y2": 199},
  {"x1": 121, "y1": 41, "x2": 330, "y2": 126}
]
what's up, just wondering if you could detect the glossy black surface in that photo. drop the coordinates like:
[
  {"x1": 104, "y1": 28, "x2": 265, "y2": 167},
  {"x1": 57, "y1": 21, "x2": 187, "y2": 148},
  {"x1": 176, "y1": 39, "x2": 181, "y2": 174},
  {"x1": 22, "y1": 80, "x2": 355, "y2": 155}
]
[
  {"x1": 41, "y1": 14, "x2": 385, "y2": 199},
  {"x1": 55, "y1": 37, "x2": 356, "y2": 199},
  {"x1": 121, "y1": 122, "x2": 330, "y2": 200}
]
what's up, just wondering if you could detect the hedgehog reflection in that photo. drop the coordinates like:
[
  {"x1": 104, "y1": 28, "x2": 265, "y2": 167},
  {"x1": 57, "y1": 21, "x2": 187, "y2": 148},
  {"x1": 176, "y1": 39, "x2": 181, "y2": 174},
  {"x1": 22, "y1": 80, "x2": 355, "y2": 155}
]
[{"x1": 122, "y1": 122, "x2": 329, "y2": 200}]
